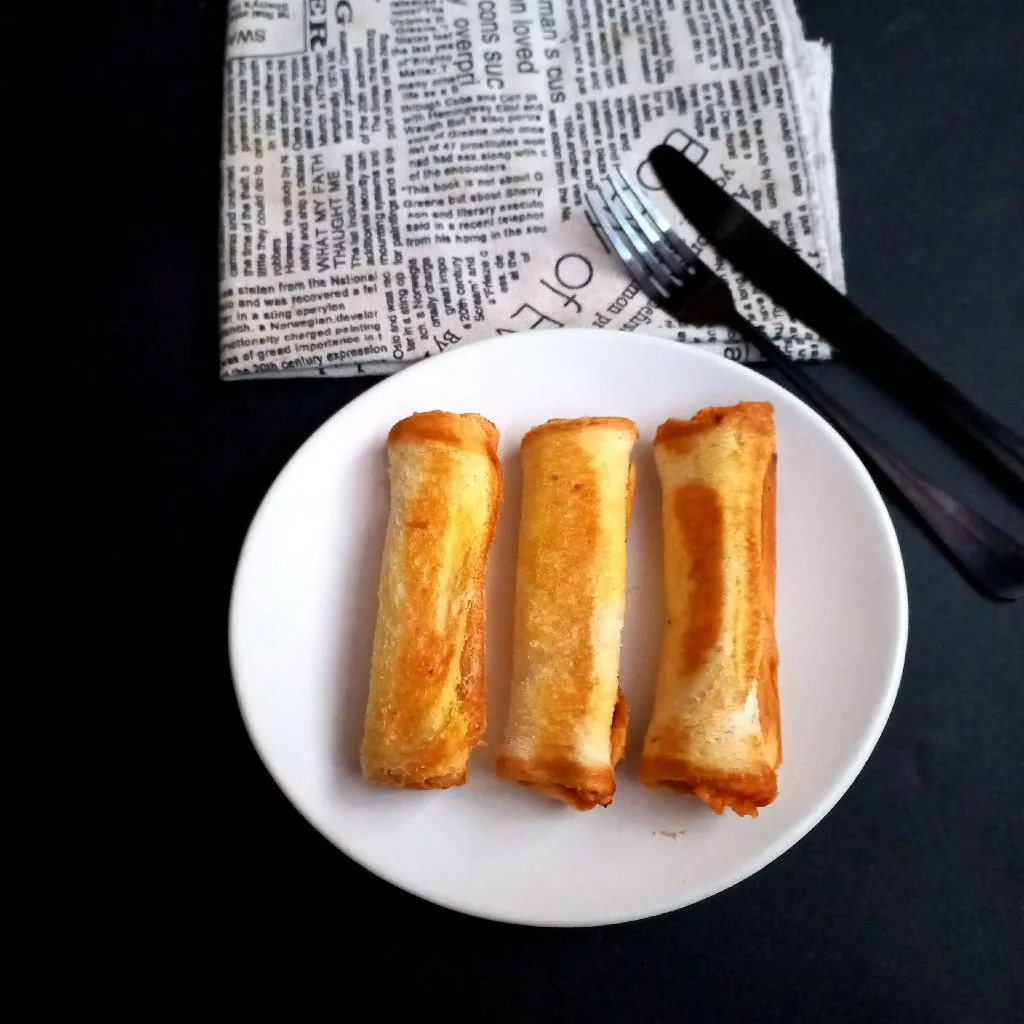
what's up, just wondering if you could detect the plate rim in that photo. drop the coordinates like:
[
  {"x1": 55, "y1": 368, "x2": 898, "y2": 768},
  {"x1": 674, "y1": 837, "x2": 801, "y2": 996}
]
[{"x1": 228, "y1": 329, "x2": 909, "y2": 926}]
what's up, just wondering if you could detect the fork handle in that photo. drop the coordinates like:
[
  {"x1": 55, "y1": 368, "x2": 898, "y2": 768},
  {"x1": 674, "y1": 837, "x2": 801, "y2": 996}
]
[
  {"x1": 828, "y1": 312, "x2": 1024, "y2": 503},
  {"x1": 728, "y1": 313, "x2": 1024, "y2": 601}
]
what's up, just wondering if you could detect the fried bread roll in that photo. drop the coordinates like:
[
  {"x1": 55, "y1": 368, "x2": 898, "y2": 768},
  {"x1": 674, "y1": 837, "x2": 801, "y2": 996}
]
[
  {"x1": 496, "y1": 417, "x2": 638, "y2": 810},
  {"x1": 361, "y1": 411, "x2": 502, "y2": 789},
  {"x1": 640, "y1": 402, "x2": 780, "y2": 816}
]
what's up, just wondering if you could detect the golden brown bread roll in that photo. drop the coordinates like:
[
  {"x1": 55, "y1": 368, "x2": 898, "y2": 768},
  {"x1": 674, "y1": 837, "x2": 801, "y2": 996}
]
[
  {"x1": 639, "y1": 402, "x2": 780, "y2": 816},
  {"x1": 496, "y1": 417, "x2": 638, "y2": 810},
  {"x1": 361, "y1": 411, "x2": 502, "y2": 789}
]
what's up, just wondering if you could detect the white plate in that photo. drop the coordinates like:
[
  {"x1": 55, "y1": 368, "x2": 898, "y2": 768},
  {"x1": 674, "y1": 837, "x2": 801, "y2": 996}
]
[{"x1": 229, "y1": 330, "x2": 907, "y2": 926}]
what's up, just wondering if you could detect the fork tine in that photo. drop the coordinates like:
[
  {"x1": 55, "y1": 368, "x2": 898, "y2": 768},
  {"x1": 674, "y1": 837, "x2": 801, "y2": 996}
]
[
  {"x1": 613, "y1": 167, "x2": 702, "y2": 279},
  {"x1": 585, "y1": 191, "x2": 659, "y2": 296},
  {"x1": 610, "y1": 170, "x2": 688, "y2": 277},
  {"x1": 608, "y1": 169, "x2": 664, "y2": 246},
  {"x1": 585, "y1": 191, "x2": 638, "y2": 273},
  {"x1": 586, "y1": 189, "x2": 670, "y2": 300},
  {"x1": 614, "y1": 167, "x2": 675, "y2": 235},
  {"x1": 597, "y1": 180, "x2": 680, "y2": 290}
]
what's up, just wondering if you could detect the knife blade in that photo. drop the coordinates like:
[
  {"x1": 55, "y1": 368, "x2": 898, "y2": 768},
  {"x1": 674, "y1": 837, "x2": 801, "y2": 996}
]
[{"x1": 647, "y1": 143, "x2": 1024, "y2": 502}]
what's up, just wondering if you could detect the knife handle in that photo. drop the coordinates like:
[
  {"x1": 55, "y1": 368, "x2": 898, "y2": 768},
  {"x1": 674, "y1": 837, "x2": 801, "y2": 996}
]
[
  {"x1": 727, "y1": 313, "x2": 1024, "y2": 601},
  {"x1": 816, "y1": 306, "x2": 1024, "y2": 504},
  {"x1": 647, "y1": 144, "x2": 1024, "y2": 503}
]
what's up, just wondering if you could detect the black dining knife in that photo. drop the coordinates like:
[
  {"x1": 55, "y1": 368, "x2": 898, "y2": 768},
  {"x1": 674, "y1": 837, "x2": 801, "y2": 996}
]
[{"x1": 648, "y1": 144, "x2": 1024, "y2": 505}]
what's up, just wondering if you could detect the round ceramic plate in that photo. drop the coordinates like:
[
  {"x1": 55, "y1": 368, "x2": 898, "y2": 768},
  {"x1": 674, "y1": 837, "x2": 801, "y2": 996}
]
[{"x1": 229, "y1": 330, "x2": 907, "y2": 926}]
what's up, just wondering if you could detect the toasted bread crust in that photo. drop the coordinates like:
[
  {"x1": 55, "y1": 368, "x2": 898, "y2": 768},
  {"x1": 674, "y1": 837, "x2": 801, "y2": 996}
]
[
  {"x1": 641, "y1": 402, "x2": 780, "y2": 817},
  {"x1": 496, "y1": 688, "x2": 630, "y2": 809},
  {"x1": 638, "y1": 758, "x2": 778, "y2": 816},
  {"x1": 522, "y1": 416, "x2": 640, "y2": 447},
  {"x1": 654, "y1": 401, "x2": 774, "y2": 450},
  {"x1": 498, "y1": 418, "x2": 637, "y2": 810},
  {"x1": 361, "y1": 412, "x2": 502, "y2": 789},
  {"x1": 387, "y1": 409, "x2": 500, "y2": 463}
]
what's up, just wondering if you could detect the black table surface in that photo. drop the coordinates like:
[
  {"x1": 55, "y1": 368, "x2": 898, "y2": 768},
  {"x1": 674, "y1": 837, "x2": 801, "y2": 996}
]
[{"x1": 47, "y1": 0, "x2": 1022, "y2": 1016}]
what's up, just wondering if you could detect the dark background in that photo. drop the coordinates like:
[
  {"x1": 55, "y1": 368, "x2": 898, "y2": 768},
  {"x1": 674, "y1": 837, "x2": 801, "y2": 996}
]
[{"x1": 44, "y1": 0, "x2": 1021, "y2": 1017}]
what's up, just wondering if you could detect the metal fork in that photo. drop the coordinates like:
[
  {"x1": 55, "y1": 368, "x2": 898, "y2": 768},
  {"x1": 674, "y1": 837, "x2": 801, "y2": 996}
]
[{"x1": 587, "y1": 169, "x2": 1024, "y2": 601}]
